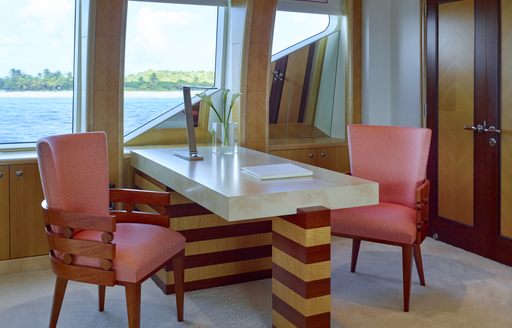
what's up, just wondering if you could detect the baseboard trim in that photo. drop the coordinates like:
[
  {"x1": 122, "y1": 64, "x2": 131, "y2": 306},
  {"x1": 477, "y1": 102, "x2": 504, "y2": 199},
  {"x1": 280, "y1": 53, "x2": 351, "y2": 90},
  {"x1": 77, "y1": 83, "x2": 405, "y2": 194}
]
[{"x1": 0, "y1": 255, "x2": 50, "y2": 276}]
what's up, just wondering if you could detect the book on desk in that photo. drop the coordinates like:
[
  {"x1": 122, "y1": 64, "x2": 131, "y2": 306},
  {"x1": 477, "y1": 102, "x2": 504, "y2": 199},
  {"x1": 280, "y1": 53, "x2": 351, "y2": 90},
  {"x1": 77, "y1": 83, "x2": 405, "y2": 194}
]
[{"x1": 241, "y1": 163, "x2": 313, "y2": 180}]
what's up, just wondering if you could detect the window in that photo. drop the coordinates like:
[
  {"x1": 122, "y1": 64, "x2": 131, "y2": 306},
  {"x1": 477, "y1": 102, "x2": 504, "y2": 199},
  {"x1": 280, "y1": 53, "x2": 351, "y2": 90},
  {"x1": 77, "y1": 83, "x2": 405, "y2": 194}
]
[
  {"x1": 124, "y1": 1, "x2": 218, "y2": 137},
  {"x1": 0, "y1": 0, "x2": 76, "y2": 145},
  {"x1": 272, "y1": 11, "x2": 330, "y2": 56}
]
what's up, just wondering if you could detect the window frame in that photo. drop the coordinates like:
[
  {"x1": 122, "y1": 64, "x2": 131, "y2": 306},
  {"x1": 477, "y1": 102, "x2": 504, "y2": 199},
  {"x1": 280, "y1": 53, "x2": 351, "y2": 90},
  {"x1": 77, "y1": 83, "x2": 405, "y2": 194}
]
[{"x1": 123, "y1": 2, "x2": 225, "y2": 144}]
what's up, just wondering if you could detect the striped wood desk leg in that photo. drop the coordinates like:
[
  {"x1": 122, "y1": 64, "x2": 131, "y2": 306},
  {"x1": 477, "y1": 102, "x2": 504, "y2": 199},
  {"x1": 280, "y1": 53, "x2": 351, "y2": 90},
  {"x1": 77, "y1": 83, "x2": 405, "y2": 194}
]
[{"x1": 272, "y1": 207, "x2": 331, "y2": 328}]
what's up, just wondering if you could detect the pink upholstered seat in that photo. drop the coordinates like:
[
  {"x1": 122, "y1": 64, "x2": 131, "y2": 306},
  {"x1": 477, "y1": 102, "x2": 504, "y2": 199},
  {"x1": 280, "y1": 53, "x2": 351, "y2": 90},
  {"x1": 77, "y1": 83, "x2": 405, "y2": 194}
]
[
  {"x1": 331, "y1": 124, "x2": 432, "y2": 312},
  {"x1": 73, "y1": 223, "x2": 185, "y2": 283},
  {"x1": 331, "y1": 202, "x2": 417, "y2": 245}
]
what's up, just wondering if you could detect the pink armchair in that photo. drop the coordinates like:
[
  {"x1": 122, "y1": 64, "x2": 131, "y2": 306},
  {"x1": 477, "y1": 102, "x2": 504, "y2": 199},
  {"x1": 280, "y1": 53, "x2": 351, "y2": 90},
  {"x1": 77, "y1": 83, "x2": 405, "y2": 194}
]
[
  {"x1": 36, "y1": 132, "x2": 185, "y2": 328},
  {"x1": 331, "y1": 124, "x2": 431, "y2": 312}
]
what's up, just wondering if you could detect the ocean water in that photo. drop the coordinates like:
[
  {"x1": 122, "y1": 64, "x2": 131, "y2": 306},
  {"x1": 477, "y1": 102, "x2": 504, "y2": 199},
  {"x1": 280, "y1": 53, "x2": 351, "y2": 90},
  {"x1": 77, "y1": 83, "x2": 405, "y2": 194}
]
[{"x1": 0, "y1": 91, "x2": 184, "y2": 144}]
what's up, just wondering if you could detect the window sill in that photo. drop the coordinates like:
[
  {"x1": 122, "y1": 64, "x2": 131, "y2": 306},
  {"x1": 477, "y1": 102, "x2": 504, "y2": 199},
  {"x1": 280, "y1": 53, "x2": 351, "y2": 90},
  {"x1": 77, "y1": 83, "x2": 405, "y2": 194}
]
[{"x1": 0, "y1": 150, "x2": 38, "y2": 165}]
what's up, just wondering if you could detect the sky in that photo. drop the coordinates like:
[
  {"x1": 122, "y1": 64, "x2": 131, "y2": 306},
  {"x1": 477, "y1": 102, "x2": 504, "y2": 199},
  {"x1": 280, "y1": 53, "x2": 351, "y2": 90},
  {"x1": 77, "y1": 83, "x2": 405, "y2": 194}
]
[
  {"x1": 0, "y1": 0, "x2": 330, "y2": 77},
  {"x1": 0, "y1": 0, "x2": 75, "y2": 76},
  {"x1": 125, "y1": 2, "x2": 217, "y2": 75}
]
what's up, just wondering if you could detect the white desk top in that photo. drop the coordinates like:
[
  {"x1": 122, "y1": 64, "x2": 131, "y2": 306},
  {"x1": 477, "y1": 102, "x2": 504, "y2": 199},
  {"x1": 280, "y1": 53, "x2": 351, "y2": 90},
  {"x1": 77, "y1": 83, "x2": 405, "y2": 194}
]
[{"x1": 131, "y1": 146, "x2": 378, "y2": 221}]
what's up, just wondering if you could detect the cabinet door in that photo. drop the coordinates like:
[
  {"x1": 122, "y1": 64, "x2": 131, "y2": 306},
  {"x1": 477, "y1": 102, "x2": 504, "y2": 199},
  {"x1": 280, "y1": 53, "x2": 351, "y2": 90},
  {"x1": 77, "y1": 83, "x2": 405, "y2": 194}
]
[
  {"x1": 270, "y1": 149, "x2": 316, "y2": 166},
  {"x1": 10, "y1": 164, "x2": 47, "y2": 258},
  {"x1": 0, "y1": 166, "x2": 9, "y2": 260},
  {"x1": 317, "y1": 147, "x2": 350, "y2": 173}
]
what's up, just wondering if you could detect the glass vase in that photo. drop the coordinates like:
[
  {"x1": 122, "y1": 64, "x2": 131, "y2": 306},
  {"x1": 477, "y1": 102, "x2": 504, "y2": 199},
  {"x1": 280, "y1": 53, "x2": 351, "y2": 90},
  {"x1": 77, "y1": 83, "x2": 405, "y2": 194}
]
[{"x1": 212, "y1": 122, "x2": 237, "y2": 154}]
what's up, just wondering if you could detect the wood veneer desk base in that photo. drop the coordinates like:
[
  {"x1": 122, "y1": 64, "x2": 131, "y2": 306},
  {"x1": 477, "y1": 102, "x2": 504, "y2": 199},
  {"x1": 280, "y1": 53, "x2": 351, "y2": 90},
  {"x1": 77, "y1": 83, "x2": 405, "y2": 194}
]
[{"x1": 136, "y1": 171, "x2": 332, "y2": 327}]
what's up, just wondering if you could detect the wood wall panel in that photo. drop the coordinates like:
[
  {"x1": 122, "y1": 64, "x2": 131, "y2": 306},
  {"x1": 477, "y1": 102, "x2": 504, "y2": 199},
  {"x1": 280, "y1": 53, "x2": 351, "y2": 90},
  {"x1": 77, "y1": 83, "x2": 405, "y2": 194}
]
[
  {"x1": 0, "y1": 166, "x2": 9, "y2": 260},
  {"x1": 278, "y1": 46, "x2": 310, "y2": 124},
  {"x1": 346, "y1": 0, "x2": 363, "y2": 126},
  {"x1": 89, "y1": 0, "x2": 125, "y2": 188},
  {"x1": 437, "y1": 0, "x2": 474, "y2": 226},
  {"x1": 501, "y1": 0, "x2": 512, "y2": 238},
  {"x1": 238, "y1": 0, "x2": 277, "y2": 152},
  {"x1": 9, "y1": 164, "x2": 47, "y2": 258},
  {"x1": 305, "y1": 39, "x2": 327, "y2": 125}
]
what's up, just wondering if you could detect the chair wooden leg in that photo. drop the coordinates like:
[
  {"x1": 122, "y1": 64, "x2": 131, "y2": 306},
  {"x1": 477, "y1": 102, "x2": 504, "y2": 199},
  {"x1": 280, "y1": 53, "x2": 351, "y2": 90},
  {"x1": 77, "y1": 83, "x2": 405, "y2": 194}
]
[
  {"x1": 98, "y1": 285, "x2": 106, "y2": 312},
  {"x1": 49, "y1": 277, "x2": 68, "y2": 328},
  {"x1": 402, "y1": 244, "x2": 413, "y2": 312},
  {"x1": 125, "y1": 283, "x2": 141, "y2": 328},
  {"x1": 413, "y1": 244, "x2": 426, "y2": 286},
  {"x1": 351, "y1": 239, "x2": 361, "y2": 272},
  {"x1": 172, "y1": 250, "x2": 185, "y2": 322}
]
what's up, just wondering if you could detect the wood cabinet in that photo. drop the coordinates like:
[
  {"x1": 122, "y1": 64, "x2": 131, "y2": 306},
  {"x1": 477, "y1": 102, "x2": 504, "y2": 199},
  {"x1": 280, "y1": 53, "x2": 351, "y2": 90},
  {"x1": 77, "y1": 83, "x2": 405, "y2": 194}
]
[
  {"x1": 270, "y1": 146, "x2": 350, "y2": 173},
  {"x1": 0, "y1": 163, "x2": 47, "y2": 260},
  {"x1": 0, "y1": 165, "x2": 9, "y2": 260}
]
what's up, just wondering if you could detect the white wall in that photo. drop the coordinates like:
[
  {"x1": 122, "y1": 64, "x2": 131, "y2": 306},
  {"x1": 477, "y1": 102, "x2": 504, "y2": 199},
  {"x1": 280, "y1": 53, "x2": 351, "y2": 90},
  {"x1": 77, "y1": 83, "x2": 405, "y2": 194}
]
[
  {"x1": 363, "y1": 0, "x2": 392, "y2": 125},
  {"x1": 363, "y1": 0, "x2": 421, "y2": 127}
]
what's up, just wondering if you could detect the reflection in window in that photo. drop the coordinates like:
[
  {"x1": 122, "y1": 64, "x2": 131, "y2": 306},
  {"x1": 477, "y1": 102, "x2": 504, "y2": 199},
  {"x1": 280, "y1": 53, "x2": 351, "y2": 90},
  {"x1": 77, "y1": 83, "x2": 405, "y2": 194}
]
[
  {"x1": 0, "y1": 0, "x2": 75, "y2": 144},
  {"x1": 272, "y1": 11, "x2": 330, "y2": 55},
  {"x1": 124, "y1": 2, "x2": 217, "y2": 136}
]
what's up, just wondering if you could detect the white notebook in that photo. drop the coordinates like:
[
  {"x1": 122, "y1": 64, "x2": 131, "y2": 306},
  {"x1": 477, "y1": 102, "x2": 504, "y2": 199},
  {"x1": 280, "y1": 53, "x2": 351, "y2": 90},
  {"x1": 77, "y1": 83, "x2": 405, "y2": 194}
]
[{"x1": 241, "y1": 163, "x2": 313, "y2": 180}]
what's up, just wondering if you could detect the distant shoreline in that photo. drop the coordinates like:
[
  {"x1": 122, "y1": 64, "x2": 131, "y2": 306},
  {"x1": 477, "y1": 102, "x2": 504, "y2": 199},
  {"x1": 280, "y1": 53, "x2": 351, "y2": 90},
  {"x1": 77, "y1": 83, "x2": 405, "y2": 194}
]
[{"x1": 0, "y1": 90, "x2": 186, "y2": 98}]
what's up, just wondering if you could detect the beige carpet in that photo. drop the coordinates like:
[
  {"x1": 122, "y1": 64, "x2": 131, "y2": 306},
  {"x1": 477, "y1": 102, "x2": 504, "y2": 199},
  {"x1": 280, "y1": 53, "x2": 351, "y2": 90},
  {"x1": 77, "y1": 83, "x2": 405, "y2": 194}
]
[{"x1": 1, "y1": 237, "x2": 511, "y2": 327}]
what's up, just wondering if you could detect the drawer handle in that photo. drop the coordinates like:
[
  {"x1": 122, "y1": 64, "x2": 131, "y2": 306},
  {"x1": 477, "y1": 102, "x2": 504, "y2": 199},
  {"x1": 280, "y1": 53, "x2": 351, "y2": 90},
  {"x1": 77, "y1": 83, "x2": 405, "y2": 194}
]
[
  {"x1": 320, "y1": 152, "x2": 326, "y2": 158},
  {"x1": 308, "y1": 153, "x2": 314, "y2": 159},
  {"x1": 0, "y1": 172, "x2": 3, "y2": 178},
  {"x1": 15, "y1": 170, "x2": 24, "y2": 177}
]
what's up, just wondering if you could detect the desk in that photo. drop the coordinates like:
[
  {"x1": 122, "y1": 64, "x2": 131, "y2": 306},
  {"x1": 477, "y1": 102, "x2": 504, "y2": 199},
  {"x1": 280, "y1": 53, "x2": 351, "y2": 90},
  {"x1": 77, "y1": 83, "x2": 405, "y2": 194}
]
[{"x1": 131, "y1": 146, "x2": 378, "y2": 327}]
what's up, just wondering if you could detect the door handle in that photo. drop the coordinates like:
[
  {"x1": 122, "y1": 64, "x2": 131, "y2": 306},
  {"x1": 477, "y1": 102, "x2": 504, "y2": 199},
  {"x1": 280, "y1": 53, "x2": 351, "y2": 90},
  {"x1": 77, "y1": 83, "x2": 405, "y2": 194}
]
[
  {"x1": 464, "y1": 124, "x2": 484, "y2": 133},
  {"x1": 464, "y1": 121, "x2": 501, "y2": 134},
  {"x1": 484, "y1": 125, "x2": 501, "y2": 134}
]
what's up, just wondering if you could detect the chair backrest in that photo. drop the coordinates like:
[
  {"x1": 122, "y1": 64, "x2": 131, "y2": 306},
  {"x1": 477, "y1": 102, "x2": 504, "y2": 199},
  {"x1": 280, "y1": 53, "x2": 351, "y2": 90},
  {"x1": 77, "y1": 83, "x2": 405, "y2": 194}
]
[
  {"x1": 36, "y1": 132, "x2": 110, "y2": 216},
  {"x1": 348, "y1": 124, "x2": 431, "y2": 209}
]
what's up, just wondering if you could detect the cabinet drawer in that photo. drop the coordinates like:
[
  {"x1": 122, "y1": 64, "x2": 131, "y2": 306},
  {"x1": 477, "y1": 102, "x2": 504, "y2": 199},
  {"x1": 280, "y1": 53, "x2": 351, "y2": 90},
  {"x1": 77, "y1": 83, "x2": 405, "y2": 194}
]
[
  {"x1": 270, "y1": 149, "x2": 316, "y2": 166},
  {"x1": 317, "y1": 147, "x2": 349, "y2": 173}
]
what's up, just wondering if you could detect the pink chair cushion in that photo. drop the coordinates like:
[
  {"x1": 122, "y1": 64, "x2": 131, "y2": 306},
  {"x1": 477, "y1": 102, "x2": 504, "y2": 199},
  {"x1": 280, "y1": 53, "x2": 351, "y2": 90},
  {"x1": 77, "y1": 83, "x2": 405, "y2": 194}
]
[
  {"x1": 72, "y1": 223, "x2": 185, "y2": 283},
  {"x1": 331, "y1": 202, "x2": 417, "y2": 245},
  {"x1": 348, "y1": 125, "x2": 431, "y2": 209}
]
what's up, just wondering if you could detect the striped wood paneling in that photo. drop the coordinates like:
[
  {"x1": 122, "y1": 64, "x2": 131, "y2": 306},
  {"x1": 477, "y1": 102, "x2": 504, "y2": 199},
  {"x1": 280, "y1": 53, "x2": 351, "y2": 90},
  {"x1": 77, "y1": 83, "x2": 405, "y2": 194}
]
[
  {"x1": 272, "y1": 207, "x2": 331, "y2": 328},
  {"x1": 278, "y1": 46, "x2": 310, "y2": 124},
  {"x1": 437, "y1": 0, "x2": 474, "y2": 226},
  {"x1": 305, "y1": 39, "x2": 327, "y2": 126},
  {"x1": 134, "y1": 170, "x2": 273, "y2": 294},
  {"x1": 502, "y1": 0, "x2": 512, "y2": 238}
]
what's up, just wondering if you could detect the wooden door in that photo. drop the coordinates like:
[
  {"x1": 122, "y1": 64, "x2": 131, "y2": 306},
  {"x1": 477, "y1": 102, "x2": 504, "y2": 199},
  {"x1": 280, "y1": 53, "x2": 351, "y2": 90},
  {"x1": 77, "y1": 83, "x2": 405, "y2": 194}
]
[
  {"x1": 427, "y1": 0, "x2": 512, "y2": 265},
  {"x1": 9, "y1": 164, "x2": 47, "y2": 258}
]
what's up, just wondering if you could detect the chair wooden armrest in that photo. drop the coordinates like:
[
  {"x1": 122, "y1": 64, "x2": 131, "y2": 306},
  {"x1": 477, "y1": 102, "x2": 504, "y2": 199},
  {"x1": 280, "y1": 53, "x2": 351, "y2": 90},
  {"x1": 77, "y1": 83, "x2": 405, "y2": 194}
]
[
  {"x1": 415, "y1": 179, "x2": 430, "y2": 242},
  {"x1": 42, "y1": 200, "x2": 116, "y2": 234},
  {"x1": 109, "y1": 188, "x2": 170, "y2": 228}
]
